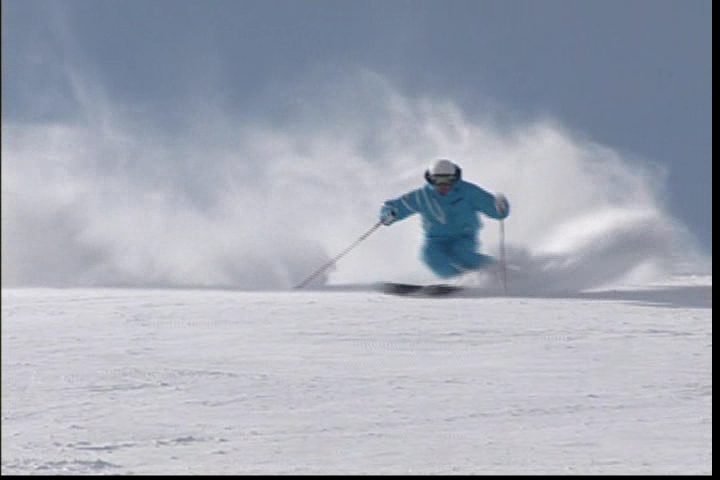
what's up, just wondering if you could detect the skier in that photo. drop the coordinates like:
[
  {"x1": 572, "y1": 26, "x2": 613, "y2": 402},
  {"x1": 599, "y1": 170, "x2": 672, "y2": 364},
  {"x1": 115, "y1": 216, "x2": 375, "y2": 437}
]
[{"x1": 379, "y1": 159, "x2": 510, "y2": 280}]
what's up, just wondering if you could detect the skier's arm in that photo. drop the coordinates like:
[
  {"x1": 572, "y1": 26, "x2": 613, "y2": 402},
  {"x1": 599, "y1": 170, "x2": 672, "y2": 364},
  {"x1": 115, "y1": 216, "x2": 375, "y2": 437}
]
[
  {"x1": 469, "y1": 184, "x2": 510, "y2": 220},
  {"x1": 379, "y1": 188, "x2": 425, "y2": 225}
]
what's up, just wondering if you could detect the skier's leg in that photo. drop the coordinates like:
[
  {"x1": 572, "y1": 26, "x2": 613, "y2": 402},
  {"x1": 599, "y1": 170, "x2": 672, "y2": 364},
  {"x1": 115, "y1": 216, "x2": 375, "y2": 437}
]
[
  {"x1": 421, "y1": 239, "x2": 463, "y2": 278},
  {"x1": 449, "y1": 236, "x2": 496, "y2": 271}
]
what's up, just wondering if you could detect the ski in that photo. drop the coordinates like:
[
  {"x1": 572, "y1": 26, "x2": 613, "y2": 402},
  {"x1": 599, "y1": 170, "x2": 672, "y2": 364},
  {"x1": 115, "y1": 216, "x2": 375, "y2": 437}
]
[
  {"x1": 380, "y1": 282, "x2": 424, "y2": 295},
  {"x1": 380, "y1": 282, "x2": 463, "y2": 297}
]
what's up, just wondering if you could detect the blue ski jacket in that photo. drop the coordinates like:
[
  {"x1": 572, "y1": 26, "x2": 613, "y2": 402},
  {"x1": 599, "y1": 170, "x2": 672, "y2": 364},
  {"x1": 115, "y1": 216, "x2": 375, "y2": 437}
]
[{"x1": 381, "y1": 180, "x2": 509, "y2": 239}]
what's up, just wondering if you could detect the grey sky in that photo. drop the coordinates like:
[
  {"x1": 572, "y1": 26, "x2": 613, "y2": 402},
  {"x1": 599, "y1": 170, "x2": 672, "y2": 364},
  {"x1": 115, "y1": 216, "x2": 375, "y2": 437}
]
[{"x1": 2, "y1": 0, "x2": 712, "y2": 253}]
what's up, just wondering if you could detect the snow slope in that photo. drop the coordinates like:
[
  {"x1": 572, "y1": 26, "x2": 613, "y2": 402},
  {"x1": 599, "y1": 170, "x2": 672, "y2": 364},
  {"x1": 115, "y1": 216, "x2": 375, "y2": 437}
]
[{"x1": 2, "y1": 276, "x2": 711, "y2": 474}]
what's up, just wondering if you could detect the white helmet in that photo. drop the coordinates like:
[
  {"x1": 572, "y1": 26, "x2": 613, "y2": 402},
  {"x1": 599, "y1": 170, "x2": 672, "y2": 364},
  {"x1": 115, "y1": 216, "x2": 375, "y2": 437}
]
[
  {"x1": 429, "y1": 159, "x2": 456, "y2": 176},
  {"x1": 425, "y1": 159, "x2": 460, "y2": 185}
]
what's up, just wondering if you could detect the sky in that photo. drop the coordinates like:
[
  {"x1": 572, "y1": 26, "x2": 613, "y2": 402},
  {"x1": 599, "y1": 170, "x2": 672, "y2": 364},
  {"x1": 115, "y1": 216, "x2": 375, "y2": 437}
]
[
  {"x1": 1, "y1": 0, "x2": 712, "y2": 290},
  {"x1": 1, "y1": 280, "x2": 712, "y2": 474}
]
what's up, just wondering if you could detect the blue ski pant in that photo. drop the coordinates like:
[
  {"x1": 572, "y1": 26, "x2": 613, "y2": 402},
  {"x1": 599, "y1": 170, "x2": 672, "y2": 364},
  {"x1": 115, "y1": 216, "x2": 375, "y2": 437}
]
[{"x1": 421, "y1": 235, "x2": 495, "y2": 279}]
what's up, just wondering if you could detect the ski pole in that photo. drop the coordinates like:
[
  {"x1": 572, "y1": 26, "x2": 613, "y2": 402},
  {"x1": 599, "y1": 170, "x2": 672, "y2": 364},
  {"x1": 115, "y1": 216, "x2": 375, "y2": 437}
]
[
  {"x1": 294, "y1": 220, "x2": 383, "y2": 289},
  {"x1": 499, "y1": 219, "x2": 508, "y2": 294}
]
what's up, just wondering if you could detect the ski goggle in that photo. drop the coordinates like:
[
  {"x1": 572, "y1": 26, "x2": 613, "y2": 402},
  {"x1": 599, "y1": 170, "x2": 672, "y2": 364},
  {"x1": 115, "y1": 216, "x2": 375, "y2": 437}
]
[{"x1": 431, "y1": 174, "x2": 456, "y2": 185}]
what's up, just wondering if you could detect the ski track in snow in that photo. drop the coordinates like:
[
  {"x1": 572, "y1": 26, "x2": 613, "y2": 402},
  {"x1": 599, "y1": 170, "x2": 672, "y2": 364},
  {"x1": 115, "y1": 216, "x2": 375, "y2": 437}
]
[{"x1": 1, "y1": 280, "x2": 712, "y2": 475}]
